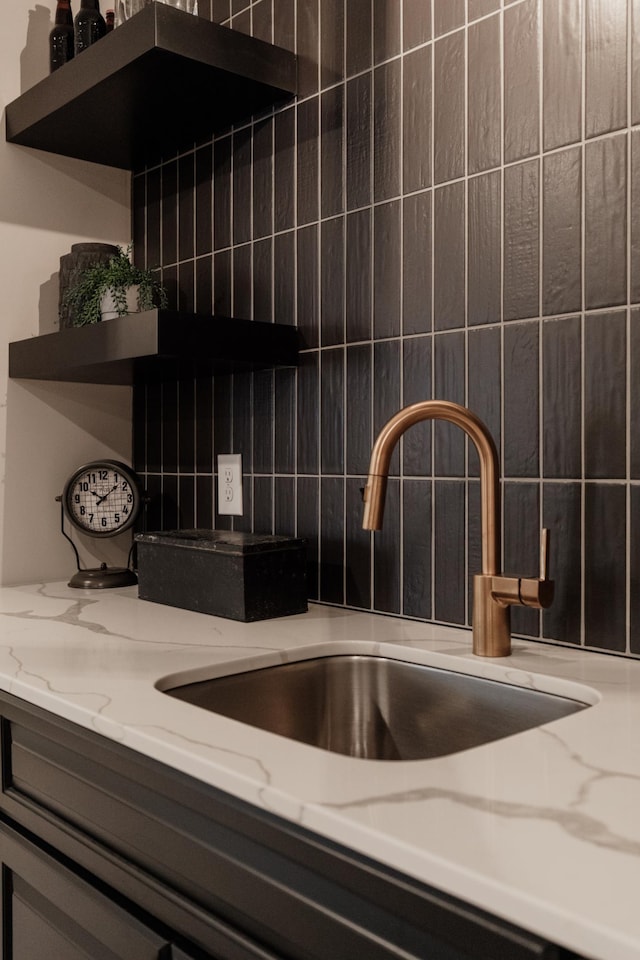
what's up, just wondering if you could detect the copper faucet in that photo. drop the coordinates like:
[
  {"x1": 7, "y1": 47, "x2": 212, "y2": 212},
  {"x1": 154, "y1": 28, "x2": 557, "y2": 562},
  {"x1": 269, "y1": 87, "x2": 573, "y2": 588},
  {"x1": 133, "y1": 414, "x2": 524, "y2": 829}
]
[{"x1": 362, "y1": 400, "x2": 554, "y2": 657}]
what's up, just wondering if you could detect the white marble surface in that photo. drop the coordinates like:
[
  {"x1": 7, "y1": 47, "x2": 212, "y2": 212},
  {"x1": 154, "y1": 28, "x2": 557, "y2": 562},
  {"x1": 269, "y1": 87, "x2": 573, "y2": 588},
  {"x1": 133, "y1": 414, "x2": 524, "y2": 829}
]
[{"x1": 0, "y1": 581, "x2": 638, "y2": 960}]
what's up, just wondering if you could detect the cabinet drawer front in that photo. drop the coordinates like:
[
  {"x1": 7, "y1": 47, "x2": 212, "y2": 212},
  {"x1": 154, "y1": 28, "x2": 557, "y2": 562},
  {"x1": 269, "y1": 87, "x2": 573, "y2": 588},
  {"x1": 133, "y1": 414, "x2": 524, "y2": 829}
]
[{"x1": 1, "y1": 820, "x2": 169, "y2": 960}]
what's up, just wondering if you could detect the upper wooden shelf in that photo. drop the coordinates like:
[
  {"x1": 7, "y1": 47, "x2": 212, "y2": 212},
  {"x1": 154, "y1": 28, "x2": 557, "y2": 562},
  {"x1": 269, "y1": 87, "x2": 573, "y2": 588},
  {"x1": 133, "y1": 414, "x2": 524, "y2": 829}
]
[
  {"x1": 8, "y1": 311, "x2": 300, "y2": 384},
  {"x1": 5, "y1": 3, "x2": 297, "y2": 170}
]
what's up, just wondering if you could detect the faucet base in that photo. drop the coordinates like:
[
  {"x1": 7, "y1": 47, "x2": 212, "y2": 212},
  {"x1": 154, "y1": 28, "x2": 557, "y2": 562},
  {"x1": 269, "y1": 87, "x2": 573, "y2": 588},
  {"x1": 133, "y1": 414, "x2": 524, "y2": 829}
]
[{"x1": 472, "y1": 575, "x2": 512, "y2": 657}]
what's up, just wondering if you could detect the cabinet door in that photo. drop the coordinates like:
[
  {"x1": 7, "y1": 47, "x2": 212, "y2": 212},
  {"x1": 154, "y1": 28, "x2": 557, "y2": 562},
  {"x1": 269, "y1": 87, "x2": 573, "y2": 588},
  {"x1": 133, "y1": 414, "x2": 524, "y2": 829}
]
[{"x1": 0, "y1": 822, "x2": 171, "y2": 960}]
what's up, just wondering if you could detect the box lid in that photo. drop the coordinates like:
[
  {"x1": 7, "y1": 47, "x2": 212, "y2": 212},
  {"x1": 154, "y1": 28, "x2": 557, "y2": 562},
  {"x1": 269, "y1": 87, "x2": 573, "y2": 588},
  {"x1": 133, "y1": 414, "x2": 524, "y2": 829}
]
[{"x1": 135, "y1": 529, "x2": 306, "y2": 556}]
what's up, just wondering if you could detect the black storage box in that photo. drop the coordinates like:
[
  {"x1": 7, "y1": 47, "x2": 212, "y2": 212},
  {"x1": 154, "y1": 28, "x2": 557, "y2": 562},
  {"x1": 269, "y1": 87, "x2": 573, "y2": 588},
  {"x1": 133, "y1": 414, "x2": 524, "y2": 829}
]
[{"x1": 135, "y1": 529, "x2": 308, "y2": 622}]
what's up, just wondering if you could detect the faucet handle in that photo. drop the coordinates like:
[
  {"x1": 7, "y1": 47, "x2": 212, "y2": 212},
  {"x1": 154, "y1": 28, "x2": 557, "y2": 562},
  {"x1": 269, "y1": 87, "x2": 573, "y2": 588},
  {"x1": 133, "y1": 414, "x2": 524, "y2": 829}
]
[{"x1": 519, "y1": 528, "x2": 554, "y2": 608}]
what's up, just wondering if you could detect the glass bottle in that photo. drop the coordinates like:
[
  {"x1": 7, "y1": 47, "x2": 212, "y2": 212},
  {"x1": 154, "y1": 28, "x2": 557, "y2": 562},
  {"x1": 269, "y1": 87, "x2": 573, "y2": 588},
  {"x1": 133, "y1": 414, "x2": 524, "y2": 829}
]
[
  {"x1": 74, "y1": 0, "x2": 107, "y2": 55},
  {"x1": 49, "y1": 0, "x2": 74, "y2": 73},
  {"x1": 105, "y1": 9, "x2": 115, "y2": 31}
]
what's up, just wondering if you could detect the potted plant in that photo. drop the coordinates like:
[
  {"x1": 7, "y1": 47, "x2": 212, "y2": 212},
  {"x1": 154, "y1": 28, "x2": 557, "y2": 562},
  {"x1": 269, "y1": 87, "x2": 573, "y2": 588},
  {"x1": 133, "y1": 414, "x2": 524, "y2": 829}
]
[{"x1": 62, "y1": 245, "x2": 167, "y2": 327}]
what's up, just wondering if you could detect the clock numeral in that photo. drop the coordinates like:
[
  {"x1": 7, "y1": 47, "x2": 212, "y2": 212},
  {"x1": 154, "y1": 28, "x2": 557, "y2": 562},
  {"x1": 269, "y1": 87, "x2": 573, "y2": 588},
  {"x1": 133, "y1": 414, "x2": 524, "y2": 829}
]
[
  {"x1": 123, "y1": 506, "x2": 129, "y2": 515},
  {"x1": 127, "y1": 494, "x2": 133, "y2": 503},
  {"x1": 79, "y1": 482, "x2": 89, "y2": 492},
  {"x1": 79, "y1": 506, "x2": 86, "y2": 516},
  {"x1": 74, "y1": 495, "x2": 80, "y2": 504},
  {"x1": 89, "y1": 514, "x2": 94, "y2": 523},
  {"x1": 114, "y1": 513, "x2": 120, "y2": 523},
  {"x1": 122, "y1": 481, "x2": 128, "y2": 491},
  {"x1": 101, "y1": 518, "x2": 108, "y2": 527}
]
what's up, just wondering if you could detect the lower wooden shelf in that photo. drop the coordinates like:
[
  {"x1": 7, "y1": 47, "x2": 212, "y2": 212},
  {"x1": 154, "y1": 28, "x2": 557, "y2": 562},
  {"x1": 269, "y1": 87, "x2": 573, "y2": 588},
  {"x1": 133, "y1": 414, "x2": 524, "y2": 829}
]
[{"x1": 8, "y1": 310, "x2": 300, "y2": 384}]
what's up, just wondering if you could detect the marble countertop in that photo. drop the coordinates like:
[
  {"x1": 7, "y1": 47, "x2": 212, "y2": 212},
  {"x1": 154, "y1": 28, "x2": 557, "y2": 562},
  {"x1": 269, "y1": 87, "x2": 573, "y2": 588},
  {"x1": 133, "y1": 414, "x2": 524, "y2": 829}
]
[{"x1": 0, "y1": 581, "x2": 638, "y2": 960}]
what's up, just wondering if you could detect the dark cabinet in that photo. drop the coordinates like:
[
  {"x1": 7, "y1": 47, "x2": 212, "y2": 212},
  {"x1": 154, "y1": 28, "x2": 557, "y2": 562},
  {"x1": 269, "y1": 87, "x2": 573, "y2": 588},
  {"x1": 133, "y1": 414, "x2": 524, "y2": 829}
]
[{"x1": 0, "y1": 691, "x2": 582, "y2": 960}]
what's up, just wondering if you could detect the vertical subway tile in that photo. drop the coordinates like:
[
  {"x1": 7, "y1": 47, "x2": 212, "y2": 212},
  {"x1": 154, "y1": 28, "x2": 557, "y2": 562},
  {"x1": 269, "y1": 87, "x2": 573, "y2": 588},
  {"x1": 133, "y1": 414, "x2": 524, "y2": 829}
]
[
  {"x1": 253, "y1": 118, "x2": 273, "y2": 240},
  {"x1": 162, "y1": 378, "x2": 178, "y2": 473},
  {"x1": 232, "y1": 243, "x2": 251, "y2": 319},
  {"x1": 213, "y1": 250, "x2": 231, "y2": 317},
  {"x1": 321, "y1": 348, "x2": 344, "y2": 475},
  {"x1": 192, "y1": 249, "x2": 210, "y2": 313},
  {"x1": 297, "y1": 97, "x2": 319, "y2": 227},
  {"x1": 504, "y1": 159, "x2": 540, "y2": 321},
  {"x1": 542, "y1": 316, "x2": 582, "y2": 479},
  {"x1": 346, "y1": 344, "x2": 373, "y2": 476},
  {"x1": 373, "y1": 200, "x2": 401, "y2": 338},
  {"x1": 275, "y1": 477, "x2": 296, "y2": 537},
  {"x1": 274, "y1": 108, "x2": 295, "y2": 233},
  {"x1": 584, "y1": 311, "x2": 627, "y2": 479},
  {"x1": 297, "y1": 224, "x2": 319, "y2": 348},
  {"x1": 145, "y1": 473, "x2": 162, "y2": 531},
  {"x1": 504, "y1": 482, "x2": 541, "y2": 637},
  {"x1": 161, "y1": 160, "x2": 178, "y2": 265},
  {"x1": 162, "y1": 474, "x2": 179, "y2": 530},
  {"x1": 632, "y1": 309, "x2": 640, "y2": 478},
  {"x1": 374, "y1": 60, "x2": 401, "y2": 202},
  {"x1": 504, "y1": 0, "x2": 540, "y2": 163},
  {"x1": 233, "y1": 128, "x2": 252, "y2": 245},
  {"x1": 543, "y1": 0, "x2": 582, "y2": 150},
  {"x1": 195, "y1": 376, "x2": 213, "y2": 474},
  {"x1": 403, "y1": 191, "x2": 432, "y2": 335},
  {"x1": 132, "y1": 174, "x2": 145, "y2": 264},
  {"x1": 634, "y1": 0, "x2": 640, "y2": 124},
  {"x1": 543, "y1": 482, "x2": 582, "y2": 645},
  {"x1": 373, "y1": 479, "x2": 401, "y2": 614},
  {"x1": 631, "y1": 486, "x2": 640, "y2": 653},
  {"x1": 373, "y1": 0, "x2": 400, "y2": 63},
  {"x1": 320, "y1": 0, "x2": 344, "y2": 87},
  {"x1": 297, "y1": 352, "x2": 319, "y2": 475},
  {"x1": 320, "y1": 477, "x2": 344, "y2": 604},
  {"x1": 146, "y1": 166, "x2": 161, "y2": 268},
  {"x1": 178, "y1": 476, "x2": 195, "y2": 529},
  {"x1": 298, "y1": 476, "x2": 319, "y2": 600},
  {"x1": 346, "y1": 0, "x2": 372, "y2": 77},
  {"x1": 403, "y1": 46, "x2": 432, "y2": 194},
  {"x1": 434, "y1": 31, "x2": 465, "y2": 184},
  {"x1": 434, "y1": 330, "x2": 465, "y2": 477},
  {"x1": 253, "y1": 369, "x2": 274, "y2": 475},
  {"x1": 254, "y1": 476, "x2": 273, "y2": 534},
  {"x1": 178, "y1": 153, "x2": 195, "y2": 263},
  {"x1": 374, "y1": 340, "x2": 401, "y2": 476},
  {"x1": 211, "y1": 0, "x2": 228, "y2": 21},
  {"x1": 503, "y1": 321, "x2": 540, "y2": 478},
  {"x1": 252, "y1": 0, "x2": 272, "y2": 42},
  {"x1": 346, "y1": 210, "x2": 372, "y2": 342},
  {"x1": 213, "y1": 135, "x2": 231, "y2": 251},
  {"x1": 253, "y1": 236, "x2": 272, "y2": 323},
  {"x1": 468, "y1": 171, "x2": 501, "y2": 326},
  {"x1": 321, "y1": 86, "x2": 344, "y2": 219},
  {"x1": 434, "y1": 182, "x2": 465, "y2": 330},
  {"x1": 433, "y1": 0, "x2": 464, "y2": 36},
  {"x1": 195, "y1": 475, "x2": 213, "y2": 530},
  {"x1": 195, "y1": 144, "x2": 213, "y2": 257},
  {"x1": 467, "y1": 326, "x2": 501, "y2": 477},
  {"x1": 434, "y1": 480, "x2": 465, "y2": 625},
  {"x1": 274, "y1": 231, "x2": 295, "y2": 326},
  {"x1": 585, "y1": 483, "x2": 627, "y2": 651},
  {"x1": 146, "y1": 379, "x2": 162, "y2": 474},
  {"x1": 296, "y1": 0, "x2": 319, "y2": 98},
  {"x1": 162, "y1": 263, "x2": 178, "y2": 310},
  {"x1": 585, "y1": 134, "x2": 627, "y2": 309},
  {"x1": 232, "y1": 7, "x2": 250, "y2": 35},
  {"x1": 346, "y1": 478, "x2": 372, "y2": 610},
  {"x1": 274, "y1": 367, "x2": 296, "y2": 474},
  {"x1": 233, "y1": 373, "x2": 252, "y2": 473},
  {"x1": 213, "y1": 375, "x2": 232, "y2": 465},
  {"x1": 543, "y1": 148, "x2": 582, "y2": 316},
  {"x1": 274, "y1": 0, "x2": 294, "y2": 51},
  {"x1": 321, "y1": 217, "x2": 345, "y2": 346},
  {"x1": 132, "y1": 384, "x2": 145, "y2": 470},
  {"x1": 402, "y1": 335, "x2": 432, "y2": 477},
  {"x1": 468, "y1": 15, "x2": 501, "y2": 175},
  {"x1": 403, "y1": 0, "x2": 431, "y2": 50},
  {"x1": 178, "y1": 260, "x2": 195, "y2": 313},
  {"x1": 346, "y1": 74, "x2": 372, "y2": 210},
  {"x1": 403, "y1": 480, "x2": 432, "y2": 620},
  {"x1": 586, "y1": 0, "x2": 627, "y2": 138},
  {"x1": 631, "y1": 131, "x2": 640, "y2": 303}
]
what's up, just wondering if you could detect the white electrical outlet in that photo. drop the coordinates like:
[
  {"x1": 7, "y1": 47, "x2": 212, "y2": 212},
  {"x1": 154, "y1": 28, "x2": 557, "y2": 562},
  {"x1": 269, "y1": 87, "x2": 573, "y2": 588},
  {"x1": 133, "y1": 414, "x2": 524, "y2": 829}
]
[{"x1": 217, "y1": 454, "x2": 243, "y2": 516}]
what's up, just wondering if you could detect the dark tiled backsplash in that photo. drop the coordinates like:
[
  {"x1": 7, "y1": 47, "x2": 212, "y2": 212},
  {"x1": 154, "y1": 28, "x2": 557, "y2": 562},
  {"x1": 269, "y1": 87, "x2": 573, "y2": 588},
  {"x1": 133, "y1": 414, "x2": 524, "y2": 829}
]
[{"x1": 132, "y1": 0, "x2": 640, "y2": 657}]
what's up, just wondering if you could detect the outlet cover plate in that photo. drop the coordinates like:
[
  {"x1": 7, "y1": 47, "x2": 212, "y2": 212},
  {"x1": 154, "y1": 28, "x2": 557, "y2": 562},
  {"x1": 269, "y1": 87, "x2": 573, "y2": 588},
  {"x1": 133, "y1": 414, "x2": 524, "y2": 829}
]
[{"x1": 217, "y1": 454, "x2": 243, "y2": 516}]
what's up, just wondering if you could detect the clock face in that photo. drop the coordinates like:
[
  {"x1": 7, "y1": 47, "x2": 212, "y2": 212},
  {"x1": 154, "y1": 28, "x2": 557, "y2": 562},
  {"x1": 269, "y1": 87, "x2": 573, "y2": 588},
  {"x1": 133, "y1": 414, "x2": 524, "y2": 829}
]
[{"x1": 63, "y1": 461, "x2": 140, "y2": 538}]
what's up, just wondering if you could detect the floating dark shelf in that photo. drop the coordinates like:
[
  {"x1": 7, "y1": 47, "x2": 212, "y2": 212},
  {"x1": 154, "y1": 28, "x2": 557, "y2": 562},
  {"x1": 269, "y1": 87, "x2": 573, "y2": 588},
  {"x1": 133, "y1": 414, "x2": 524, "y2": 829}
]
[
  {"x1": 5, "y1": 3, "x2": 297, "y2": 170},
  {"x1": 9, "y1": 311, "x2": 300, "y2": 384}
]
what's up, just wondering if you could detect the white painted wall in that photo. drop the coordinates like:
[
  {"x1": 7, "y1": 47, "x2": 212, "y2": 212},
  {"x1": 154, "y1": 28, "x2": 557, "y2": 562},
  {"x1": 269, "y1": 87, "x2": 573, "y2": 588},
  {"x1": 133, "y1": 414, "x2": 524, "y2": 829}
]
[{"x1": 0, "y1": 1, "x2": 132, "y2": 585}]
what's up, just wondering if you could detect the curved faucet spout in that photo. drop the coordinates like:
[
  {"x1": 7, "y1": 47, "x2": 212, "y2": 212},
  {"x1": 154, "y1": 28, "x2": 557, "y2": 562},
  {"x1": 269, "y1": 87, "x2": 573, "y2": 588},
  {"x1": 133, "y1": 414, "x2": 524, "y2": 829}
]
[
  {"x1": 362, "y1": 400, "x2": 500, "y2": 577},
  {"x1": 362, "y1": 400, "x2": 553, "y2": 657}
]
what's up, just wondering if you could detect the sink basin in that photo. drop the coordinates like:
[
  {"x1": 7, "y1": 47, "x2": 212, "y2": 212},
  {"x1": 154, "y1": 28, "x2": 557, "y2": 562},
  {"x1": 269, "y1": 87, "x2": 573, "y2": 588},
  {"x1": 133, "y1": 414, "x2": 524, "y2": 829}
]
[{"x1": 162, "y1": 654, "x2": 591, "y2": 761}]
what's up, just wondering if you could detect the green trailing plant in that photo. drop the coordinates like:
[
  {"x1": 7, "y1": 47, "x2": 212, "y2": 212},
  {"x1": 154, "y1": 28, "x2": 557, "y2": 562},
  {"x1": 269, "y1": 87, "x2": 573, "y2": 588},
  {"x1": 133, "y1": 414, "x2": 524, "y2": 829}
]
[{"x1": 62, "y1": 245, "x2": 168, "y2": 327}]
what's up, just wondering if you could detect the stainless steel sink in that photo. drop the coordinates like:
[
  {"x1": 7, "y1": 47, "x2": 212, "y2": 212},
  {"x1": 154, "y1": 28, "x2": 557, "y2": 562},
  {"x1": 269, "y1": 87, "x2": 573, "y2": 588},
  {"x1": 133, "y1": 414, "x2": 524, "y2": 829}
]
[{"x1": 162, "y1": 655, "x2": 590, "y2": 761}]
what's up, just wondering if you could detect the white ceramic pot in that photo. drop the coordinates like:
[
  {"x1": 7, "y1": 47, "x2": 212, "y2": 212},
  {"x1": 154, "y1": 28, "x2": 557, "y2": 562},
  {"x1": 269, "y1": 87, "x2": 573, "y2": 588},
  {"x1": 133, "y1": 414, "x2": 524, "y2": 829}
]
[{"x1": 100, "y1": 285, "x2": 141, "y2": 322}]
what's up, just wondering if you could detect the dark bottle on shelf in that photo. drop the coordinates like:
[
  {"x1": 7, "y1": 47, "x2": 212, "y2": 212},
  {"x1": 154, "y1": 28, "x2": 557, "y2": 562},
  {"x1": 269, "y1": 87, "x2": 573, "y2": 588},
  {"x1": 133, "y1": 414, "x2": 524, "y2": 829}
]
[
  {"x1": 74, "y1": 0, "x2": 106, "y2": 55},
  {"x1": 49, "y1": 0, "x2": 74, "y2": 73},
  {"x1": 105, "y1": 9, "x2": 115, "y2": 31}
]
